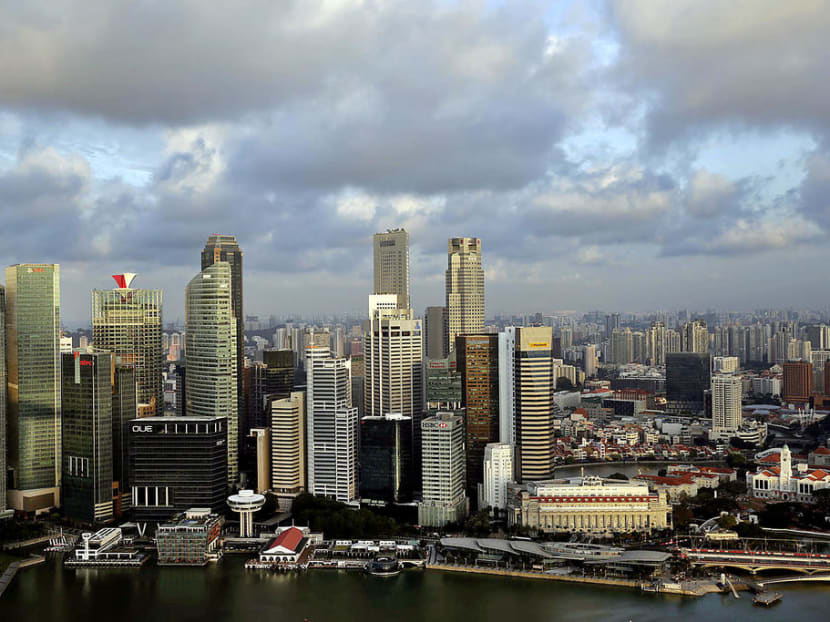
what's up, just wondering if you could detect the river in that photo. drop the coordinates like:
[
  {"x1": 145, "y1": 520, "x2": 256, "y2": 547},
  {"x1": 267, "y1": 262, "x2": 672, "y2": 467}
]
[{"x1": 2, "y1": 557, "x2": 829, "y2": 621}]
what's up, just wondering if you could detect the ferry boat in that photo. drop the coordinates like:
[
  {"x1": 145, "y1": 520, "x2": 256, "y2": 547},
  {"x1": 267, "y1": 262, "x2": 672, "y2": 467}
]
[{"x1": 365, "y1": 557, "x2": 401, "y2": 577}]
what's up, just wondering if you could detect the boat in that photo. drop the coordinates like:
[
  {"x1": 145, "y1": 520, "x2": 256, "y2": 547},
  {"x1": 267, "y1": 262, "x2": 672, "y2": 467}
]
[
  {"x1": 753, "y1": 592, "x2": 782, "y2": 607},
  {"x1": 365, "y1": 557, "x2": 401, "y2": 577}
]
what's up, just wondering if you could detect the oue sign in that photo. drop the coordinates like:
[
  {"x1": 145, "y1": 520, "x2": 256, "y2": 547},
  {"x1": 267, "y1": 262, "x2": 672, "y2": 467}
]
[{"x1": 132, "y1": 425, "x2": 153, "y2": 433}]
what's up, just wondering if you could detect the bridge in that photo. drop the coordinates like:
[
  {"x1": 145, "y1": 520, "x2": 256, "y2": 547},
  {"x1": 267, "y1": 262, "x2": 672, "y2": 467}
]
[
  {"x1": 759, "y1": 573, "x2": 830, "y2": 586},
  {"x1": 677, "y1": 536, "x2": 830, "y2": 574}
]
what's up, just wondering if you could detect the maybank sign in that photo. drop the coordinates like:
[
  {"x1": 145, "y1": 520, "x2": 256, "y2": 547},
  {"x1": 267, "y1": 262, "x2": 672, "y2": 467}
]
[{"x1": 528, "y1": 342, "x2": 550, "y2": 349}]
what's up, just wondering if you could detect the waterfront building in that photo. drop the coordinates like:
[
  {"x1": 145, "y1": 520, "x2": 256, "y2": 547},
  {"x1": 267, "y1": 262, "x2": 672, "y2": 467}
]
[
  {"x1": 128, "y1": 416, "x2": 228, "y2": 522},
  {"x1": 270, "y1": 391, "x2": 306, "y2": 510},
  {"x1": 259, "y1": 526, "x2": 308, "y2": 564},
  {"x1": 359, "y1": 414, "x2": 414, "y2": 504},
  {"x1": 201, "y1": 235, "x2": 245, "y2": 464},
  {"x1": 306, "y1": 346, "x2": 358, "y2": 502},
  {"x1": 424, "y1": 306, "x2": 448, "y2": 360},
  {"x1": 710, "y1": 375, "x2": 743, "y2": 441},
  {"x1": 506, "y1": 477, "x2": 673, "y2": 534},
  {"x1": 111, "y1": 364, "x2": 136, "y2": 515},
  {"x1": 445, "y1": 237, "x2": 484, "y2": 353},
  {"x1": 782, "y1": 361, "x2": 812, "y2": 404},
  {"x1": 227, "y1": 489, "x2": 265, "y2": 537},
  {"x1": 665, "y1": 352, "x2": 711, "y2": 415},
  {"x1": 5, "y1": 264, "x2": 61, "y2": 512},
  {"x1": 156, "y1": 508, "x2": 223, "y2": 566},
  {"x1": 418, "y1": 413, "x2": 467, "y2": 527},
  {"x1": 92, "y1": 274, "x2": 163, "y2": 415},
  {"x1": 373, "y1": 228, "x2": 410, "y2": 309},
  {"x1": 479, "y1": 443, "x2": 513, "y2": 512},
  {"x1": 185, "y1": 261, "x2": 238, "y2": 484},
  {"x1": 61, "y1": 351, "x2": 114, "y2": 524},
  {"x1": 67, "y1": 527, "x2": 147, "y2": 567},
  {"x1": 747, "y1": 445, "x2": 830, "y2": 503}
]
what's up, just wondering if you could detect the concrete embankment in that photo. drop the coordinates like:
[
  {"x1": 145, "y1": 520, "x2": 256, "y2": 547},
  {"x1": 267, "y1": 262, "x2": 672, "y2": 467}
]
[
  {"x1": 0, "y1": 556, "x2": 45, "y2": 599},
  {"x1": 427, "y1": 563, "x2": 720, "y2": 597}
]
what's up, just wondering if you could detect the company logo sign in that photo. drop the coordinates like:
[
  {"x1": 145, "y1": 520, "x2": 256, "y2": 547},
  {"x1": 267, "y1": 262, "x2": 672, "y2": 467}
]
[{"x1": 131, "y1": 425, "x2": 154, "y2": 433}]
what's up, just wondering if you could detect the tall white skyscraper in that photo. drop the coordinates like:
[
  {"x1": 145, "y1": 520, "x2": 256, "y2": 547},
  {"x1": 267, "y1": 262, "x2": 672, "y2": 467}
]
[
  {"x1": 418, "y1": 412, "x2": 467, "y2": 527},
  {"x1": 364, "y1": 295, "x2": 423, "y2": 419},
  {"x1": 445, "y1": 237, "x2": 484, "y2": 353},
  {"x1": 373, "y1": 228, "x2": 410, "y2": 309},
  {"x1": 711, "y1": 375, "x2": 742, "y2": 440},
  {"x1": 306, "y1": 346, "x2": 358, "y2": 502},
  {"x1": 480, "y1": 443, "x2": 513, "y2": 512},
  {"x1": 185, "y1": 261, "x2": 238, "y2": 484}
]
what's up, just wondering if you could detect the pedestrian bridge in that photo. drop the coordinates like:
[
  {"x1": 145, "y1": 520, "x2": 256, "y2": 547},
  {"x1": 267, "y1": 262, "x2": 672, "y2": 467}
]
[{"x1": 759, "y1": 573, "x2": 830, "y2": 586}]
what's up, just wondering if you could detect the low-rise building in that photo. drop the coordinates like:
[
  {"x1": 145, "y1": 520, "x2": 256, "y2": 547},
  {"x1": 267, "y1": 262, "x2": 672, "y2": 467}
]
[
  {"x1": 156, "y1": 508, "x2": 224, "y2": 566},
  {"x1": 747, "y1": 445, "x2": 830, "y2": 503},
  {"x1": 259, "y1": 526, "x2": 309, "y2": 564},
  {"x1": 506, "y1": 476, "x2": 672, "y2": 534}
]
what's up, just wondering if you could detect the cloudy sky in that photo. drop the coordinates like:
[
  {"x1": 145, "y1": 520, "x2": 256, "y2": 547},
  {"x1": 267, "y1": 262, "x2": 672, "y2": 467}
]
[{"x1": 1, "y1": 0, "x2": 829, "y2": 326}]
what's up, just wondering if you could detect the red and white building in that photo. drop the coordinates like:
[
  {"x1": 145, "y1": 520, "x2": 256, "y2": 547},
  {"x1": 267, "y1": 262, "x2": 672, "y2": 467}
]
[
  {"x1": 259, "y1": 526, "x2": 309, "y2": 564},
  {"x1": 747, "y1": 445, "x2": 830, "y2": 503}
]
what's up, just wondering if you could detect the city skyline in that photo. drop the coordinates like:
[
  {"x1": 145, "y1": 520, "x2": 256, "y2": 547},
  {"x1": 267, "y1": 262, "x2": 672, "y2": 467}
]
[{"x1": 2, "y1": 2, "x2": 830, "y2": 323}]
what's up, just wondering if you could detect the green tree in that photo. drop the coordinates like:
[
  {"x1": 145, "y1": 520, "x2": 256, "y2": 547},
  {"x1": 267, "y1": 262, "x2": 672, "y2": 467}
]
[
  {"x1": 717, "y1": 514, "x2": 737, "y2": 529},
  {"x1": 726, "y1": 452, "x2": 746, "y2": 468},
  {"x1": 556, "y1": 377, "x2": 575, "y2": 390}
]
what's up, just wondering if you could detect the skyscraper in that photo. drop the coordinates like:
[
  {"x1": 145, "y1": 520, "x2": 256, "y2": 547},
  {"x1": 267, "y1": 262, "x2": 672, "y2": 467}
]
[
  {"x1": 424, "y1": 306, "x2": 448, "y2": 360},
  {"x1": 111, "y1": 364, "x2": 137, "y2": 515},
  {"x1": 418, "y1": 412, "x2": 467, "y2": 527},
  {"x1": 457, "y1": 333, "x2": 499, "y2": 492},
  {"x1": 445, "y1": 237, "x2": 484, "y2": 353},
  {"x1": 201, "y1": 235, "x2": 244, "y2": 463},
  {"x1": 306, "y1": 346, "x2": 358, "y2": 502},
  {"x1": 666, "y1": 352, "x2": 711, "y2": 415},
  {"x1": 185, "y1": 261, "x2": 239, "y2": 484},
  {"x1": 373, "y1": 228, "x2": 410, "y2": 309},
  {"x1": 782, "y1": 361, "x2": 812, "y2": 404},
  {"x1": 501, "y1": 326, "x2": 555, "y2": 482},
  {"x1": 480, "y1": 443, "x2": 513, "y2": 512},
  {"x1": 359, "y1": 414, "x2": 413, "y2": 503},
  {"x1": 92, "y1": 273, "x2": 163, "y2": 415},
  {"x1": 682, "y1": 319, "x2": 709, "y2": 353},
  {"x1": 711, "y1": 375, "x2": 742, "y2": 440},
  {"x1": 5, "y1": 264, "x2": 61, "y2": 512},
  {"x1": 270, "y1": 391, "x2": 306, "y2": 510},
  {"x1": 61, "y1": 351, "x2": 113, "y2": 524}
]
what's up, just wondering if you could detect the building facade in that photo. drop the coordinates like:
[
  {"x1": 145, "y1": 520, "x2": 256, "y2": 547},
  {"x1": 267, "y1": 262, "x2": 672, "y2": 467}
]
[
  {"x1": 480, "y1": 443, "x2": 513, "y2": 512},
  {"x1": 373, "y1": 228, "x2": 410, "y2": 309},
  {"x1": 306, "y1": 347, "x2": 358, "y2": 502},
  {"x1": 666, "y1": 352, "x2": 711, "y2": 415},
  {"x1": 507, "y1": 477, "x2": 672, "y2": 534},
  {"x1": 270, "y1": 391, "x2": 306, "y2": 510},
  {"x1": 61, "y1": 351, "x2": 114, "y2": 524},
  {"x1": 418, "y1": 413, "x2": 467, "y2": 527},
  {"x1": 156, "y1": 508, "x2": 223, "y2": 566},
  {"x1": 711, "y1": 375, "x2": 742, "y2": 440},
  {"x1": 424, "y1": 306, "x2": 448, "y2": 360},
  {"x1": 5, "y1": 264, "x2": 61, "y2": 512},
  {"x1": 359, "y1": 414, "x2": 414, "y2": 504},
  {"x1": 782, "y1": 361, "x2": 812, "y2": 404},
  {"x1": 92, "y1": 274, "x2": 163, "y2": 415},
  {"x1": 0, "y1": 285, "x2": 5, "y2": 514},
  {"x1": 185, "y1": 261, "x2": 238, "y2": 484},
  {"x1": 457, "y1": 334, "x2": 499, "y2": 494},
  {"x1": 445, "y1": 237, "x2": 484, "y2": 353},
  {"x1": 128, "y1": 416, "x2": 228, "y2": 522},
  {"x1": 747, "y1": 445, "x2": 830, "y2": 503}
]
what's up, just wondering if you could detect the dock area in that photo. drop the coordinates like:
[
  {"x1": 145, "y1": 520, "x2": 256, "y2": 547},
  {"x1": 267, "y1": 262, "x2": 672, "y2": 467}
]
[{"x1": 753, "y1": 591, "x2": 783, "y2": 607}]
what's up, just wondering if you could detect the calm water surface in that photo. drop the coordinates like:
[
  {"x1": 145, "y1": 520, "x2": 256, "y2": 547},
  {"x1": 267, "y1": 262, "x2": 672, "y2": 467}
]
[{"x1": 2, "y1": 557, "x2": 829, "y2": 622}]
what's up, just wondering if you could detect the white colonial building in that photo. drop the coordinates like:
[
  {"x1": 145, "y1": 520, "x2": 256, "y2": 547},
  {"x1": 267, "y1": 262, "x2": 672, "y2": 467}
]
[{"x1": 747, "y1": 445, "x2": 830, "y2": 503}]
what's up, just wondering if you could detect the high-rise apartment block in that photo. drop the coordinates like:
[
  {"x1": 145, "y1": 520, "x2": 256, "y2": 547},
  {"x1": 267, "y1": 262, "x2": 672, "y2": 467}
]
[
  {"x1": 92, "y1": 273, "x2": 163, "y2": 415},
  {"x1": 306, "y1": 346, "x2": 358, "y2": 503},
  {"x1": 446, "y1": 237, "x2": 484, "y2": 353},
  {"x1": 61, "y1": 351, "x2": 113, "y2": 524},
  {"x1": 5, "y1": 264, "x2": 61, "y2": 512},
  {"x1": 711, "y1": 375, "x2": 742, "y2": 440},
  {"x1": 418, "y1": 413, "x2": 467, "y2": 527},
  {"x1": 185, "y1": 261, "x2": 239, "y2": 484},
  {"x1": 270, "y1": 391, "x2": 306, "y2": 510},
  {"x1": 373, "y1": 229, "x2": 410, "y2": 309},
  {"x1": 682, "y1": 319, "x2": 709, "y2": 353}
]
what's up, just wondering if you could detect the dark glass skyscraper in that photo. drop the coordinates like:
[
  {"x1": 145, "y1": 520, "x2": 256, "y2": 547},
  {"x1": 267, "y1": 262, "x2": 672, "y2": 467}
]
[
  {"x1": 61, "y1": 351, "x2": 113, "y2": 524},
  {"x1": 128, "y1": 416, "x2": 228, "y2": 522},
  {"x1": 112, "y1": 364, "x2": 137, "y2": 516},
  {"x1": 666, "y1": 352, "x2": 711, "y2": 414},
  {"x1": 359, "y1": 414, "x2": 413, "y2": 504}
]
